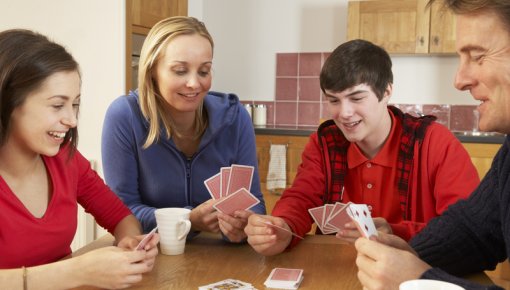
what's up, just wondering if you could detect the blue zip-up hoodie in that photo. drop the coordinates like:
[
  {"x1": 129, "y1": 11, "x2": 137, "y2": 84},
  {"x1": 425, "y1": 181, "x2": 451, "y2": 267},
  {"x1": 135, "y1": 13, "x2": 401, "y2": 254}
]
[{"x1": 101, "y1": 90, "x2": 266, "y2": 233}]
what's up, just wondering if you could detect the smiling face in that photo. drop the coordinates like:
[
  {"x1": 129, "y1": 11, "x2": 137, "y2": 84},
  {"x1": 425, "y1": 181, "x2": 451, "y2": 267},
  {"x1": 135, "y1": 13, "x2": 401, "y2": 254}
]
[
  {"x1": 454, "y1": 10, "x2": 510, "y2": 133},
  {"x1": 9, "y1": 71, "x2": 80, "y2": 157},
  {"x1": 154, "y1": 34, "x2": 213, "y2": 117},
  {"x1": 324, "y1": 83, "x2": 392, "y2": 155}
]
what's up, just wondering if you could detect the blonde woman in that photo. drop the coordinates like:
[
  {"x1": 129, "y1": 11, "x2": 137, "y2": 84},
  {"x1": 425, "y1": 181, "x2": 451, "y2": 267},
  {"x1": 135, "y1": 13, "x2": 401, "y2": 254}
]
[{"x1": 102, "y1": 16, "x2": 265, "y2": 243}]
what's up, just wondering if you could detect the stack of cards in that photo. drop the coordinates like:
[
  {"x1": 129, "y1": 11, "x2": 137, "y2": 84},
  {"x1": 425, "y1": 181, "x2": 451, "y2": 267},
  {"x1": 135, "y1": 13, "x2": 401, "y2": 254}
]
[
  {"x1": 198, "y1": 278, "x2": 255, "y2": 290},
  {"x1": 204, "y1": 164, "x2": 260, "y2": 215},
  {"x1": 264, "y1": 268, "x2": 304, "y2": 290},
  {"x1": 308, "y1": 202, "x2": 378, "y2": 238}
]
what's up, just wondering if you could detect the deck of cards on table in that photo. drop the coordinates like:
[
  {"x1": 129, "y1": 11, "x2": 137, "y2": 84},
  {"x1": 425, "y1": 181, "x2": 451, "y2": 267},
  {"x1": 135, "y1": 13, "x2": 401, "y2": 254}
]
[
  {"x1": 308, "y1": 202, "x2": 378, "y2": 238},
  {"x1": 198, "y1": 278, "x2": 255, "y2": 290},
  {"x1": 264, "y1": 268, "x2": 304, "y2": 289},
  {"x1": 204, "y1": 164, "x2": 260, "y2": 215}
]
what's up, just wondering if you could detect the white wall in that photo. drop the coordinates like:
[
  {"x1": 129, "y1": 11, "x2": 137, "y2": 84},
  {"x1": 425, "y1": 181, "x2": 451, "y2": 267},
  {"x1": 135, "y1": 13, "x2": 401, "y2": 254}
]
[
  {"x1": 0, "y1": 0, "x2": 126, "y2": 173},
  {"x1": 189, "y1": 0, "x2": 476, "y2": 105}
]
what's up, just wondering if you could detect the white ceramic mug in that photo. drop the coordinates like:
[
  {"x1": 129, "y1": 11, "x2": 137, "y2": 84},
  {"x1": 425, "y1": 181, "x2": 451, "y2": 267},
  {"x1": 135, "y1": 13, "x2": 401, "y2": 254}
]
[
  {"x1": 154, "y1": 208, "x2": 192, "y2": 255},
  {"x1": 400, "y1": 279, "x2": 465, "y2": 290}
]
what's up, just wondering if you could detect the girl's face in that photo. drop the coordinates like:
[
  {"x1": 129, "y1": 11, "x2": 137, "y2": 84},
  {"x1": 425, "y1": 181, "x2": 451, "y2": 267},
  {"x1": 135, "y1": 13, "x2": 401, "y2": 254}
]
[
  {"x1": 154, "y1": 34, "x2": 213, "y2": 116},
  {"x1": 9, "y1": 70, "x2": 80, "y2": 157}
]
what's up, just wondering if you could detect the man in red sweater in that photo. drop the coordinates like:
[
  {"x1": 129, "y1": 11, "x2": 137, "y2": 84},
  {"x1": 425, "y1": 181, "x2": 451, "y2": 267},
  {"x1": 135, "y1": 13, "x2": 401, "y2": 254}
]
[{"x1": 245, "y1": 39, "x2": 479, "y2": 256}]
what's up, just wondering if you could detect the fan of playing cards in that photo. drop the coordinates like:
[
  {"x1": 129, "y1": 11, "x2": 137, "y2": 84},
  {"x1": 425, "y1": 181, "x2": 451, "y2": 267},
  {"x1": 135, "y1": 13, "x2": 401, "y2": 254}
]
[
  {"x1": 309, "y1": 202, "x2": 378, "y2": 238},
  {"x1": 264, "y1": 268, "x2": 304, "y2": 290},
  {"x1": 204, "y1": 164, "x2": 260, "y2": 215}
]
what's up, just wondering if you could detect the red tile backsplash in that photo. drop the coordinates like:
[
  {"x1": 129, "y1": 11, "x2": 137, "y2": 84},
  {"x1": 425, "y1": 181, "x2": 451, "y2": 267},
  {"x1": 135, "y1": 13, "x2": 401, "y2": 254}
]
[
  {"x1": 239, "y1": 53, "x2": 487, "y2": 130},
  {"x1": 274, "y1": 102, "x2": 298, "y2": 126},
  {"x1": 451, "y1": 105, "x2": 478, "y2": 132},
  {"x1": 297, "y1": 102, "x2": 321, "y2": 126},
  {"x1": 275, "y1": 77, "x2": 298, "y2": 101},
  {"x1": 276, "y1": 53, "x2": 298, "y2": 77},
  {"x1": 298, "y1": 77, "x2": 321, "y2": 101},
  {"x1": 299, "y1": 53, "x2": 322, "y2": 77}
]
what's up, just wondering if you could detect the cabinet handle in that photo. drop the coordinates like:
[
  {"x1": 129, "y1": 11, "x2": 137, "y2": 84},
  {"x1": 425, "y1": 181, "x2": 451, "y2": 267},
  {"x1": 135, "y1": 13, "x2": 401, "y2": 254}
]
[
  {"x1": 418, "y1": 36, "x2": 424, "y2": 46},
  {"x1": 433, "y1": 36, "x2": 439, "y2": 46}
]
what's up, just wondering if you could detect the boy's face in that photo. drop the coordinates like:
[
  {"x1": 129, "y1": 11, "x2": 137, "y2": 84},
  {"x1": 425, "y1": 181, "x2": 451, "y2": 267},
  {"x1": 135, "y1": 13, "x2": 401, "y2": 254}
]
[{"x1": 324, "y1": 83, "x2": 391, "y2": 150}]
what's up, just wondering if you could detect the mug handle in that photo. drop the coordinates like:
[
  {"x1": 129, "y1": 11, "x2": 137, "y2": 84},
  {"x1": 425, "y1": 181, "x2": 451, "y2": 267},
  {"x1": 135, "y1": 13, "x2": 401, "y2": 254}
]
[{"x1": 177, "y1": 219, "x2": 192, "y2": 240}]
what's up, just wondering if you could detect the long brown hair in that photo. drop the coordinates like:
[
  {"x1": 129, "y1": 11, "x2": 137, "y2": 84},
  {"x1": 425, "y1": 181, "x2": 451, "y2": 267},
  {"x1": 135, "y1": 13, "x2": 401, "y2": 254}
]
[{"x1": 0, "y1": 29, "x2": 80, "y2": 153}]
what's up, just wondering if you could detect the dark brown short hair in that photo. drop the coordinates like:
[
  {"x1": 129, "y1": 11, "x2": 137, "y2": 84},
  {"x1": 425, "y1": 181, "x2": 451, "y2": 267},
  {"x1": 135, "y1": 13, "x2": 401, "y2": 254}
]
[
  {"x1": 320, "y1": 39, "x2": 393, "y2": 101},
  {"x1": 0, "y1": 29, "x2": 79, "y2": 152}
]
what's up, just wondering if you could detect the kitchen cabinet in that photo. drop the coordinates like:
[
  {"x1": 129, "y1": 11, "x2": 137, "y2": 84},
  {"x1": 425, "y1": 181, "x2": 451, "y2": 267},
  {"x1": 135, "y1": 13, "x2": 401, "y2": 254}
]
[
  {"x1": 130, "y1": 0, "x2": 187, "y2": 35},
  {"x1": 461, "y1": 143, "x2": 501, "y2": 179},
  {"x1": 255, "y1": 134, "x2": 310, "y2": 213},
  {"x1": 347, "y1": 0, "x2": 456, "y2": 54},
  {"x1": 125, "y1": 0, "x2": 187, "y2": 92}
]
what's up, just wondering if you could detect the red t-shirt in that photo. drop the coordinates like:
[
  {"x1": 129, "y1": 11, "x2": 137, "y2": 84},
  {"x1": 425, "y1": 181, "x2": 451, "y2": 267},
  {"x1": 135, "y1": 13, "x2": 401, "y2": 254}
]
[{"x1": 0, "y1": 147, "x2": 131, "y2": 268}]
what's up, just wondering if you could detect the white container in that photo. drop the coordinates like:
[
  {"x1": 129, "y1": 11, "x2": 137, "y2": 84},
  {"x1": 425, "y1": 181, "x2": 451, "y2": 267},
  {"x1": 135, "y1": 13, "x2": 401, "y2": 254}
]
[
  {"x1": 244, "y1": 104, "x2": 253, "y2": 120},
  {"x1": 253, "y1": 104, "x2": 267, "y2": 126}
]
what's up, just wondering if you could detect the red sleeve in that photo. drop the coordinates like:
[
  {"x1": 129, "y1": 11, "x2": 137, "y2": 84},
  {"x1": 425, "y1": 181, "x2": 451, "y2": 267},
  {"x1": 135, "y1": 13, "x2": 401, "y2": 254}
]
[
  {"x1": 272, "y1": 133, "x2": 326, "y2": 248},
  {"x1": 392, "y1": 124, "x2": 479, "y2": 240},
  {"x1": 74, "y1": 151, "x2": 132, "y2": 234},
  {"x1": 423, "y1": 124, "x2": 479, "y2": 214}
]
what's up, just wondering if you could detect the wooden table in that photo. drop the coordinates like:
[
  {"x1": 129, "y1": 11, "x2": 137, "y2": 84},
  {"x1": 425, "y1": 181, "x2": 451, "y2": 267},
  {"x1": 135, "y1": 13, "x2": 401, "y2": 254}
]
[
  {"x1": 73, "y1": 233, "x2": 494, "y2": 290},
  {"x1": 73, "y1": 233, "x2": 360, "y2": 289}
]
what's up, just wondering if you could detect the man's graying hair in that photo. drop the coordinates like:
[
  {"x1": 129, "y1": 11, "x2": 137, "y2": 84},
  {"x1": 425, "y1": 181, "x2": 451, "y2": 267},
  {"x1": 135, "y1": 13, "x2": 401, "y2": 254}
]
[{"x1": 429, "y1": 0, "x2": 510, "y2": 32}]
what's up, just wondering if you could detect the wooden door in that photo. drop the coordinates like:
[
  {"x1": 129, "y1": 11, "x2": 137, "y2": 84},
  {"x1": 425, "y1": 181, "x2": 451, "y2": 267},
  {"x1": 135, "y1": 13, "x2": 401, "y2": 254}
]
[
  {"x1": 347, "y1": 0, "x2": 430, "y2": 54},
  {"x1": 429, "y1": 1, "x2": 457, "y2": 53},
  {"x1": 131, "y1": 0, "x2": 188, "y2": 35}
]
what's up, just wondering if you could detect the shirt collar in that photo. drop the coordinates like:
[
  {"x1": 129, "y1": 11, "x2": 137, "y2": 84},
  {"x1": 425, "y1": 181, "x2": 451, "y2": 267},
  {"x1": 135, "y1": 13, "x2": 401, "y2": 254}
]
[{"x1": 347, "y1": 108, "x2": 401, "y2": 168}]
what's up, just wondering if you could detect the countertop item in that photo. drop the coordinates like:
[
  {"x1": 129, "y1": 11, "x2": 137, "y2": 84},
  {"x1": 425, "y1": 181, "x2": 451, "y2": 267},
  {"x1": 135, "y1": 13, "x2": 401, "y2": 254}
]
[{"x1": 254, "y1": 126, "x2": 506, "y2": 144}]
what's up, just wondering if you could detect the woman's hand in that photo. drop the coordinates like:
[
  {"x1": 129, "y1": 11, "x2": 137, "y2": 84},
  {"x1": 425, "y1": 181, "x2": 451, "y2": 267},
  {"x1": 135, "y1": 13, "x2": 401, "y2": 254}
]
[
  {"x1": 218, "y1": 210, "x2": 253, "y2": 242},
  {"x1": 76, "y1": 246, "x2": 151, "y2": 289},
  {"x1": 190, "y1": 199, "x2": 219, "y2": 233}
]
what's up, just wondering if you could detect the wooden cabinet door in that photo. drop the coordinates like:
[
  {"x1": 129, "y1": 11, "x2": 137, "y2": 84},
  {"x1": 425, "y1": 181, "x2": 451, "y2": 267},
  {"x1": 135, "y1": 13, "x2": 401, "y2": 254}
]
[
  {"x1": 131, "y1": 0, "x2": 187, "y2": 35},
  {"x1": 347, "y1": 0, "x2": 430, "y2": 54},
  {"x1": 429, "y1": 1, "x2": 457, "y2": 53},
  {"x1": 461, "y1": 143, "x2": 501, "y2": 179}
]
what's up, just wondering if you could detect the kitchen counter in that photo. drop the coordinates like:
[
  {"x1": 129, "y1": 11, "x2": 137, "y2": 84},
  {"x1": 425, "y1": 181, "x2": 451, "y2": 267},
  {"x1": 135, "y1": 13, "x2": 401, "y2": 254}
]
[{"x1": 254, "y1": 126, "x2": 506, "y2": 144}]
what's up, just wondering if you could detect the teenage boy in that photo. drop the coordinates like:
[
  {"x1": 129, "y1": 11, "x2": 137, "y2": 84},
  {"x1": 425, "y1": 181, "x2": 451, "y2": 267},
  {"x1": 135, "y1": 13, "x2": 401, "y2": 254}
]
[{"x1": 245, "y1": 39, "x2": 479, "y2": 256}]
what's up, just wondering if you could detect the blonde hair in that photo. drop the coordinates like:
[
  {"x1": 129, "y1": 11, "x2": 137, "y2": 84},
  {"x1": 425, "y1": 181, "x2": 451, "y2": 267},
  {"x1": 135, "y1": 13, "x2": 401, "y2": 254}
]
[{"x1": 138, "y1": 16, "x2": 214, "y2": 148}]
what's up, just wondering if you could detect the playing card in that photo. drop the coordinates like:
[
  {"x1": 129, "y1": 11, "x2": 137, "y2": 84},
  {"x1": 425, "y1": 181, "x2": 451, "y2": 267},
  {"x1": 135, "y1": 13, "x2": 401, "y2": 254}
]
[
  {"x1": 198, "y1": 278, "x2": 253, "y2": 290},
  {"x1": 264, "y1": 221, "x2": 304, "y2": 240},
  {"x1": 135, "y1": 226, "x2": 158, "y2": 251},
  {"x1": 204, "y1": 172, "x2": 222, "y2": 200},
  {"x1": 308, "y1": 206, "x2": 326, "y2": 232},
  {"x1": 225, "y1": 164, "x2": 254, "y2": 196},
  {"x1": 264, "y1": 268, "x2": 304, "y2": 290},
  {"x1": 268, "y1": 268, "x2": 303, "y2": 282},
  {"x1": 325, "y1": 202, "x2": 351, "y2": 231},
  {"x1": 213, "y1": 188, "x2": 260, "y2": 215},
  {"x1": 220, "y1": 167, "x2": 231, "y2": 198},
  {"x1": 346, "y1": 204, "x2": 378, "y2": 238}
]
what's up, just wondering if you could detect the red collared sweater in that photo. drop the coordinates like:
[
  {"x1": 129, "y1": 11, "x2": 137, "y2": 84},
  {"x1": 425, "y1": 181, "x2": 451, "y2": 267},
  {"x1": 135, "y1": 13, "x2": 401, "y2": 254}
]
[{"x1": 272, "y1": 106, "x2": 479, "y2": 247}]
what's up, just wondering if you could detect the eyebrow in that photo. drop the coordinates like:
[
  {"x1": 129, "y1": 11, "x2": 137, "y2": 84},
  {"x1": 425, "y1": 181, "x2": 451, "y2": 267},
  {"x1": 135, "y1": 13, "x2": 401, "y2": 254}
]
[
  {"x1": 324, "y1": 89, "x2": 368, "y2": 99},
  {"x1": 48, "y1": 94, "x2": 81, "y2": 101},
  {"x1": 459, "y1": 45, "x2": 487, "y2": 54},
  {"x1": 170, "y1": 60, "x2": 213, "y2": 65}
]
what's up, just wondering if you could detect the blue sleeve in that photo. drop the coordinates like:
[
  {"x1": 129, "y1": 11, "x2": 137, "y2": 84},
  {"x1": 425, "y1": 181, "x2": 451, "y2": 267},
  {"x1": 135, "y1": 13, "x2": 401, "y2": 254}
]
[
  {"x1": 101, "y1": 96, "x2": 157, "y2": 233},
  {"x1": 234, "y1": 102, "x2": 267, "y2": 215}
]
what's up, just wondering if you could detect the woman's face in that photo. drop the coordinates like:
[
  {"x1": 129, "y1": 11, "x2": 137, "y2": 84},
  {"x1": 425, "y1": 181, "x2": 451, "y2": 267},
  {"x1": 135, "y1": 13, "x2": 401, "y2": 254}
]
[
  {"x1": 9, "y1": 70, "x2": 80, "y2": 157},
  {"x1": 154, "y1": 34, "x2": 213, "y2": 115}
]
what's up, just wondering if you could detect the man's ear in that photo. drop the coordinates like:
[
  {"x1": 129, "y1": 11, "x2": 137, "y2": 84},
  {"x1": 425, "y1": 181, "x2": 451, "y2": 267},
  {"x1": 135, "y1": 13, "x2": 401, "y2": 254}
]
[{"x1": 382, "y1": 83, "x2": 393, "y2": 104}]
